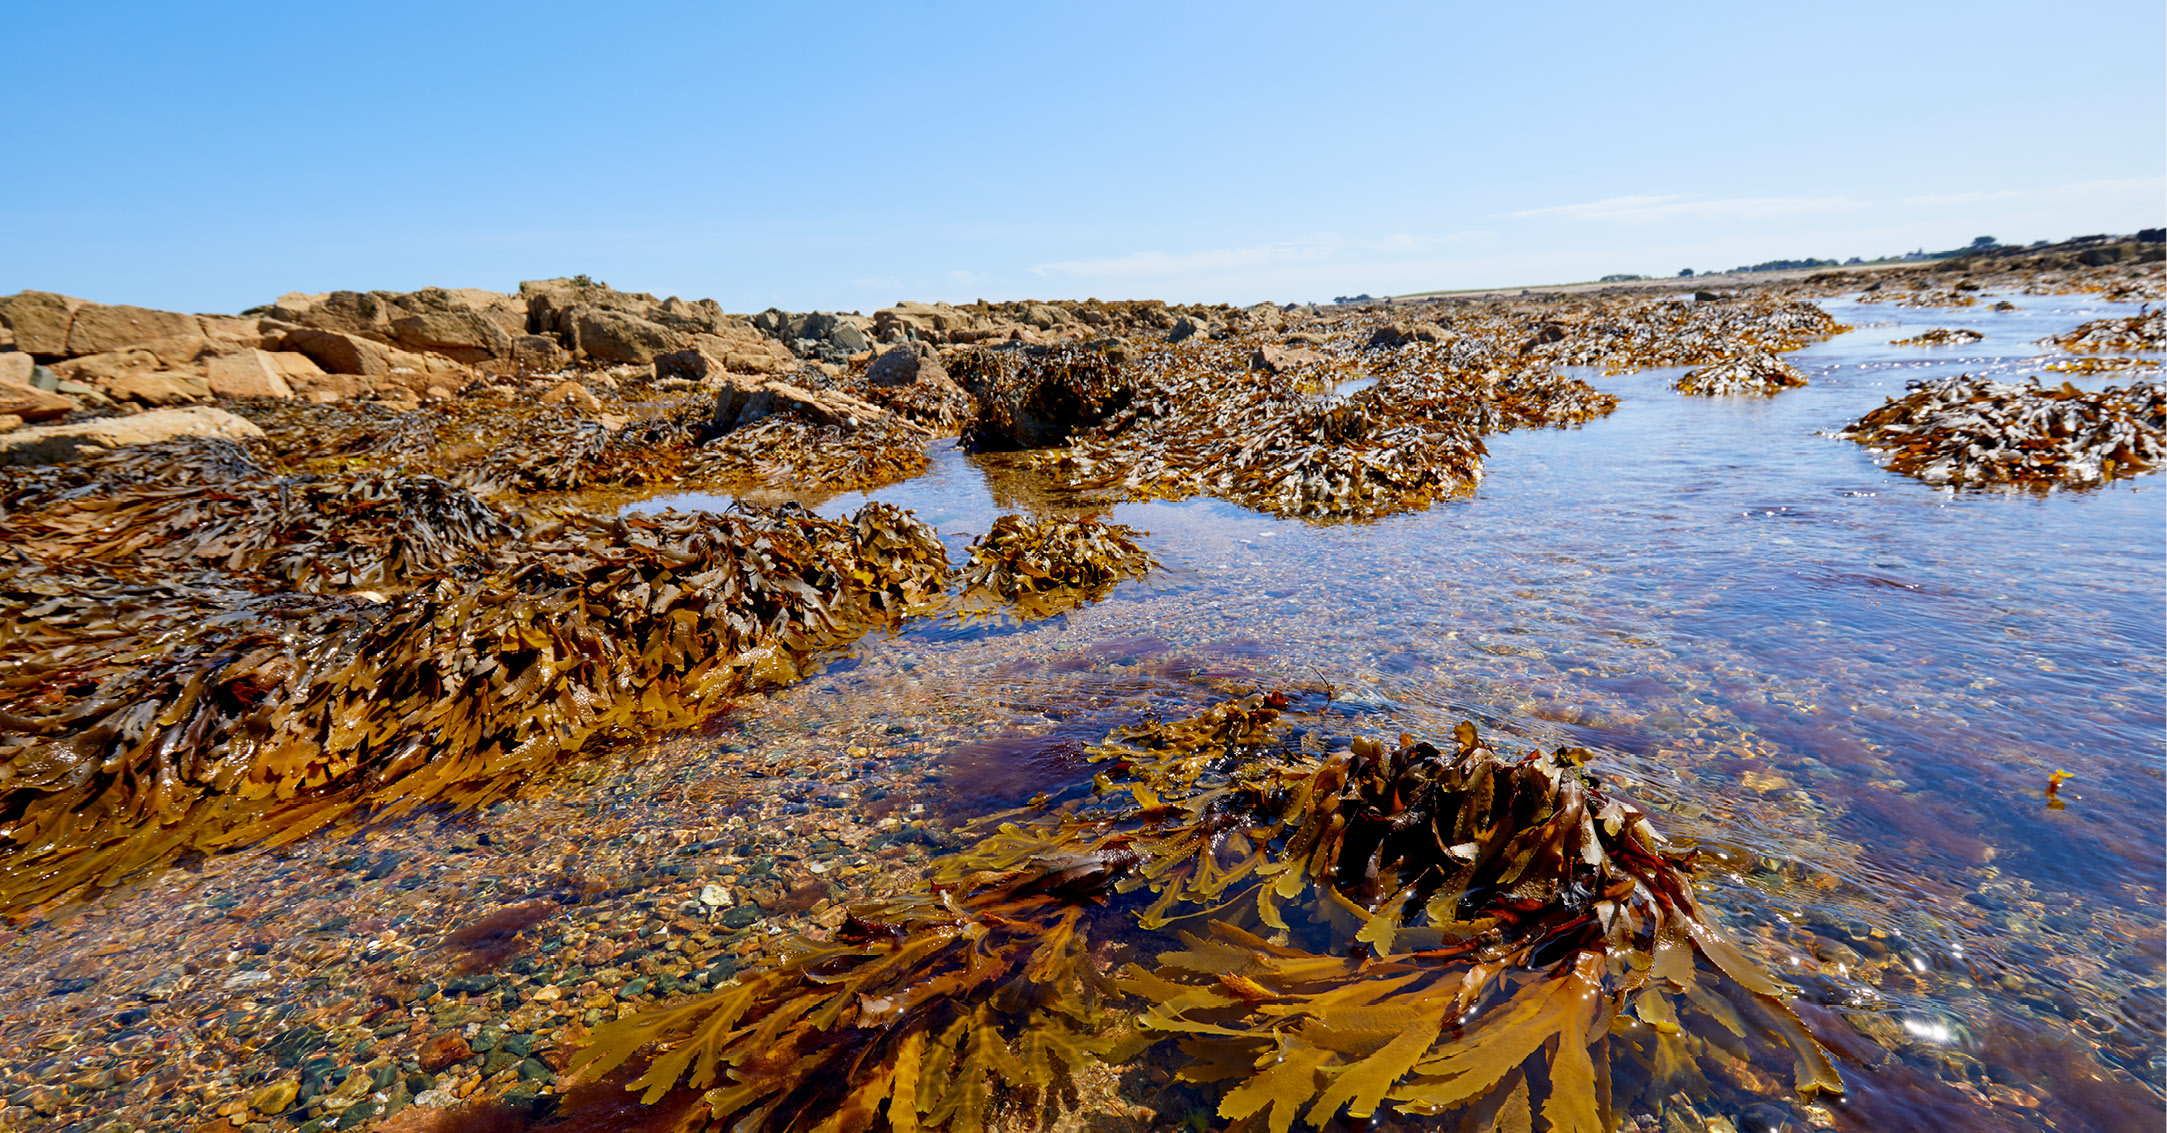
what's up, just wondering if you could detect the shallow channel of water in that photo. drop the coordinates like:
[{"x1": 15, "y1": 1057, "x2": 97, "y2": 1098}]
[{"x1": 635, "y1": 293, "x2": 2166, "y2": 1128}]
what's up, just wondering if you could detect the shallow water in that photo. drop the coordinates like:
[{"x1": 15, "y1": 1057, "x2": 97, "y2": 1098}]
[
  {"x1": 2, "y1": 295, "x2": 2158, "y2": 1132},
  {"x1": 639, "y1": 294, "x2": 2167, "y2": 1126}
]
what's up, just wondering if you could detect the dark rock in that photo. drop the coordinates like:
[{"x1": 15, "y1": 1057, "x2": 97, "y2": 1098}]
[
  {"x1": 1365, "y1": 321, "x2": 1451, "y2": 349},
  {"x1": 950, "y1": 343, "x2": 1134, "y2": 451},
  {"x1": 864, "y1": 341, "x2": 949, "y2": 389}
]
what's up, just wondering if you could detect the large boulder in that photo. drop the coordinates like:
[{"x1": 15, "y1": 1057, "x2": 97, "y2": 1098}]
[
  {"x1": 0, "y1": 406, "x2": 263, "y2": 465},
  {"x1": 0, "y1": 292, "x2": 86, "y2": 357},
  {"x1": 563, "y1": 306, "x2": 685, "y2": 364},
  {"x1": 204, "y1": 349, "x2": 296, "y2": 399},
  {"x1": 1166, "y1": 314, "x2": 1215, "y2": 343},
  {"x1": 272, "y1": 290, "x2": 400, "y2": 338},
  {"x1": 389, "y1": 309, "x2": 514, "y2": 364},
  {"x1": 279, "y1": 327, "x2": 394, "y2": 376},
  {"x1": 64, "y1": 303, "x2": 203, "y2": 356}
]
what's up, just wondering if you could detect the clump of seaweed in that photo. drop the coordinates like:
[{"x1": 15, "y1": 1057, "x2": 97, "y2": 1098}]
[
  {"x1": 1890, "y1": 327, "x2": 1984, "y2": 347},
  {"x1": 0, "y1": 504, "x2": 951, "y2": 914},
  {"x1": 2045, "y1": 306, "x2": 2165, "y2": 352},
  {"x1": 958, "y1": 514, "x2": 1154, "y2": 616},
  {"x1": 1839, "y1": 374, "x2": 2164, "y2": 488},
  {"x1": 574, "y1": 696, "x2": 1842, "y2": 1132},
  {"x1": 1671, "y1": 352, "x2": 1810, "y2": 396}
]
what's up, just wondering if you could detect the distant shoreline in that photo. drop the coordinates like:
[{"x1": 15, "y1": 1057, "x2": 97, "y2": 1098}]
[{"x1": 1393, "y1": 259, "x2": 1919, "y2": 303}]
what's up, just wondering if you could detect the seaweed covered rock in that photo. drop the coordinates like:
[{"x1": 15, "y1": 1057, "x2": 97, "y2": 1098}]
[
  {"x1": 1891, "y1": 327, "x2": 1984, "y2": 346},
  {"x1": 0, "y1": 503, "x2": 950, "y2": 913},
  {"x1": 572, "y1": 697, "x2": 1841, "y2": 1132},
  {"x1": 949, "y1": 344, "x2": 1135, "y2": 451},
  {"x1": 1672, "y1": 351, "x2": 1809, "y2": 396},
  {"x1": 958, "y1": 513, "x2": 1153, "y2": 614},
  {"x1": 2046, "y1": 306, "x2": 2165, "y2": 352},
  {"x1": 1840, "y1": 374, "x2": 2165, "y2": 488}
]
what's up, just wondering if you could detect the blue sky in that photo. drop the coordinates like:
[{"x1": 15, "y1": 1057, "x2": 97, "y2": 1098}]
[{"x1": 4, "y1": 1, "x2": 2161, "y2": 314}]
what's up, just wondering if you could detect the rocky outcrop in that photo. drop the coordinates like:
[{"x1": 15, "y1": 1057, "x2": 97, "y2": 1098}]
[{"x1": 0, "y1": 407, "x2": 263, "y2": 466}]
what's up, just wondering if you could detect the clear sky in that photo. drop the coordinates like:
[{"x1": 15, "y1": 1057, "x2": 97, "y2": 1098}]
[{"x1": 4, "y1": 1, "x2": 2161, "y2": 315}]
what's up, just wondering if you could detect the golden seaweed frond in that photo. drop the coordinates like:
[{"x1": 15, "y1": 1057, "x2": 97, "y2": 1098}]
[{"x1": 582, "y1": 697, "x2": 1844, "y2": 1131}]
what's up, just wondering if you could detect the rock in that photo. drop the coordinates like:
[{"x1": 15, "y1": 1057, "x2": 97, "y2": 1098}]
[
  {"x1": 541, "y1": 380, "x2": 603, "y2": 413},
  {"x1": 564, "y1": 306, "x2": 685, "y2": 364},
  {"x1": 389, "y1": 309, "x2": 513, "y2": 364},
  {"x1": 0, "y1": 380, "x2": 74, "y2": 422},
  {"x1": 0, "y1": 352, "x2": 33, "y2": 385},
  {"x1": 654, "y1": 346, "x2": 724, "y2": 383},
  {"x1": 1365, "y1": 321, "x2": 1452, "y2": 349},
  {"x1": 266, "y1": 352, "x2": 365, "y2": 403},
  {"x1": 864, "y1": 341, "x2": 951, "y2": 389},
  {"x1": 0, "y1": 406, "x2": 263, "y2": 465},
  {"x1": 1167, "y1": 314, "x2": 1214, "y2": 343},
  {"x1": 106, "y1": 371, "x2": 211, "y2": 407},
  {"x1": 52, "y1": 347, "x2": 164, "y2": 386},
  {"x1": 279, "y1": 289, "x2": 398, "y2": 337},
  {"x1": 417, "y1": 1032, "x2": 472, "y2": 1074},
  {"x1": 0, "y1": 414, "x2": 21, "y2": 433},
  {"x1": 278, "y1": 328, "x2": 393, "y2": 377},
  {"x1": 0, "y1": 291, "x2": 86, "y2": 356},
  {"x1": 204, "y1": 350, "x2": 296, "y2": 399},
  {"x1": 63, "y1": 303, "x2": 203, "y2": 357},
  {"x1": 510, "y1": 334, "x2": 568, "y2": 372},
  {"x1": 1024, "y1": 304, "x2": 1075, "y2": 331},
  {"x1": 1249, "y1": 344, "x2": 1325, "y2": 374},
  {"x1": 687, "y1": 330, "x2": 797, "y2": 374}
]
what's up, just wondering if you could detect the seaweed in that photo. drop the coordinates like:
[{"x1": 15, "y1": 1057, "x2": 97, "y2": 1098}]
[
  {"x1": 576, "y1": 696, "x2": 1842, "y2": 1131},
  {"x1": 957, "y1": 515, "x2": 1155, "y2": 617},
  {"x1": 0, "y1": 504, "x2": 951, "y2": 914},
  {"x1": 1839, "y1": 374, "x2": 2164, "y2": 488}
]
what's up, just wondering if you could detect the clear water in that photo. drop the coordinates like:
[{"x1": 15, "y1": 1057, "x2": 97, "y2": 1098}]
[{"x1": 636, "y1": 294, "x2": 2166, "y2": 1127}]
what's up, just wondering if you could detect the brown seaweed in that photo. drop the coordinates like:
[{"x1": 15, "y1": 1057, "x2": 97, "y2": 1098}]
[
  {"x1": 0, "y1": 503, "x2": 951, "y2": 914},
  {"x1": 957, "y1": 514, "x2": 1154, "y2": 617},
  {"x1": 574, "y1": 696, "x2": 1841, "y2": 1131},
  {"x1": 1839, "y1": 374, "x2": 2164, "y2": 488}
]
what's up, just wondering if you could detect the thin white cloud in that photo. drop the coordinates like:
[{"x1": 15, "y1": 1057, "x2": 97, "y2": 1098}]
[
  {"x1": 1503, "y1": 195, "x2": 1871, "y2": 224},
  {"x1": 1902, "y1": 190, "x2": 2026, "y2": 207}
]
